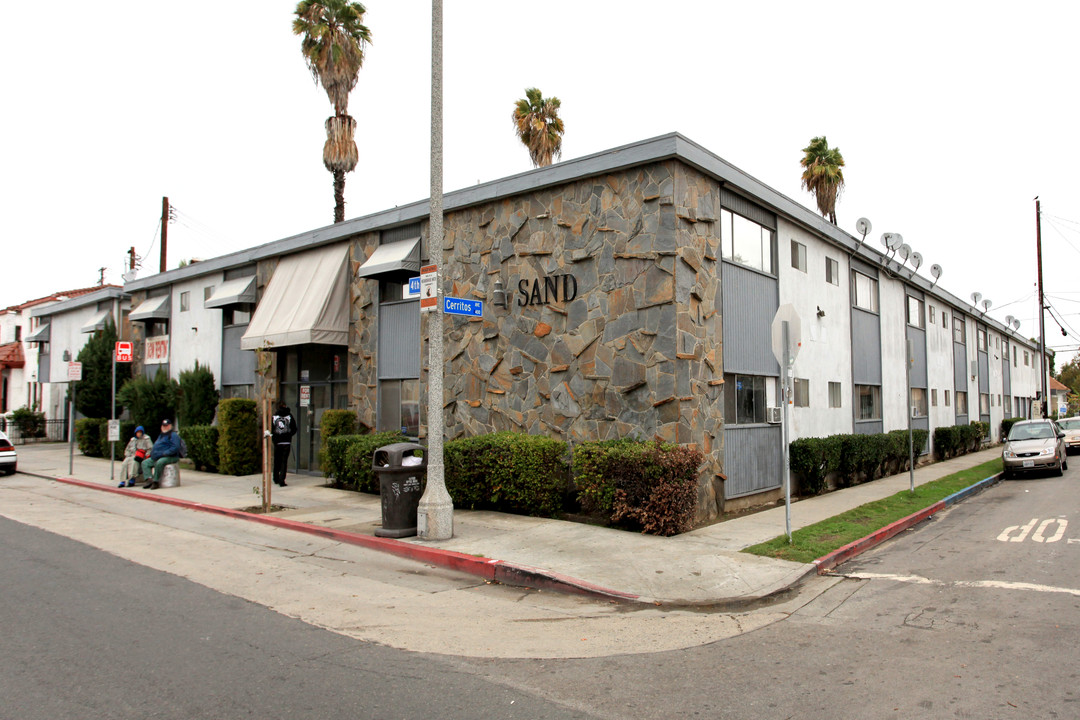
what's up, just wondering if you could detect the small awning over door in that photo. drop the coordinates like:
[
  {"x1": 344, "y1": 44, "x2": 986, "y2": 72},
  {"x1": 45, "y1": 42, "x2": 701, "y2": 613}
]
[
  {"x1": 355, "y1": 237, "x2": 420, "y2": 278},
  {"x1": 241, "y1": 243, "x2": 350, "y2": 350},
  {"x1": 81, "y1": 309, "x2": 112, "y2": 334},
  {"x1": 205, "y1": 276, "x2": 257, "y2": 308},
  {"x1": 25, "y1": 324, "x2": 50, "y2": 343},
  {"x1": 129, "y1": 295, "x2": 171, "y2": 322}
]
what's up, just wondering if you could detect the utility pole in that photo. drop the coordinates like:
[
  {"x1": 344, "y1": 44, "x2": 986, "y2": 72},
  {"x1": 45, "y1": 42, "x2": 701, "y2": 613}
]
[
  {"x1": 160, "y1": 196, "x2": 169, "y2": 273},
  {"x1": 417, "y1": 0, "x2": 454, "y2": 540},
  {"x1": 98, "y1": 267, "x2": 106, "y2": 286},
  {"x1": 128, "y1": 247, "x2": 137, "y2": 271},
  {"x1": 1036, "y1": 197, "x2": 1048, "y2": 417}
]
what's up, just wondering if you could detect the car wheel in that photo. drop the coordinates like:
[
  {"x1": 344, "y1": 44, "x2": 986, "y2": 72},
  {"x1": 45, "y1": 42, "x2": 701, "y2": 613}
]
[{"x1": 1063, "y1": 458, "x2": 1069, "y2": 472}]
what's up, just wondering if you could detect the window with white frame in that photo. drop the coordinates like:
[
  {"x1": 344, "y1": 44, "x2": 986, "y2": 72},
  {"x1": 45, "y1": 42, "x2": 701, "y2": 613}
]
[
  {"x1": 825, "y1": 257, "x2": 839, "y2": 285},
  {"x1": 724, "y1": 374, "x2": 769, "y2": 424},
  {"x1": 945, "y1": 389, "x2": 951, "y2": 407},
  {"x1": 203, "y1": 285, "x2": 215, "y2": 303},
  {"x1": 977, "y1": 328, "x2": 987, "y2": 352},
  {"x1": 931, "y1": 388, "x2": 938, "y2": 406},
  {"x1": 851, "y1": 271, "x2": 879, "y2": 312},
  {"x1": 956, "y1": 391, "x2": 968, "y2": 414},
  {"x1": 179, "y1": 291, "x2": 190, "y2": 312},
  {"x1": 911, "y1": 388, "x2": 928, "y2": 417},
  {"x1": 828, "y1": 381, "x2": 842, "y2": 408},
  {"x1": 980, "y1": 393, "x2": 990, "y2": 414},
  {"x1": 856, "y1": 384, "x2": 881, "y2": 420},
  {"x1": 791, "y1": 240, "x2": 807, "y2": 272},
  {"x1": 907, "y1": 296, "x2": 925, "y2": 329},
  {"x1": 794, "y1": 378, "x2": 809, "y2": 407},
  {"x1": 929, "y1": 305, "x2": 936, "y2": 324},
  {"x1": 953, "y1": 316, "x2": 966, "y2": 344},
  {"x1": 721, "y1": 209, "x2": 774, "y2": 275}
]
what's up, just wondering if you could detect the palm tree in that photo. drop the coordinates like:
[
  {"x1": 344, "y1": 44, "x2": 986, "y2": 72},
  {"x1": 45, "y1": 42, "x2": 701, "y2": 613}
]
[
  {"x1": 294, "y1": 0, "x2": 372, "y2": 224},
  {"x1": 800, "y1": 136, "x2": 845, "y2": 224},
  {"x1": 512, "y1": 88, "x2": 565, "y2": 168}
]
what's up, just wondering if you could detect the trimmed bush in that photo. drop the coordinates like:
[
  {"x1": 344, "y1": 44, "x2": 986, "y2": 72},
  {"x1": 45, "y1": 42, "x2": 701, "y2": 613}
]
[
  {"x1": 324, "y1": 431, "x2": 407, "y2": 491},
  {"x1": 444, "y1": 432, "x2": 569, "y2": 518},
  {"x1": 934, "y1": 423, "x2": 986, "y2": 460},
  {"x1": 177, "y1": 362, "x2": 219, "y2": 427},
  {"x1": 11, "y1": 406, "x2": 46, "y2": 438},
  {"x1": 318, "y1": 409, "x2": 358, "y2": 470},
  {"x1": 573, "y1": 439, "x2": 702, "y2": 535},
  {"x1": 791, "y1": 429, "x2": 930, "y2": 492},
  {"x1": 183, "y1": 425, "x2": 220, "y2": 472},
  {"x1": 789, "y1": 435, "x2": 844, "y2": 496},
  {"x1": 217, "y1": 398, "x2": 259, "y2": 475},
  {"x1": 76, "y1": 418, "x2": 106, "y2": 458}
]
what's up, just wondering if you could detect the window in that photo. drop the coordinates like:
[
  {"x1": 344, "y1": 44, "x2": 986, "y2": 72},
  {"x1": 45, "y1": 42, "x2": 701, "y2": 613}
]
[
  {"x1": 721, "y1": 209, "x2": 774, "y2": 274},
  {"x1": 828, "y1": 381, "x2": 842, "y2": 408},
  {"x1": 906, "y1": 296, "x2": 925, "y2": 329},
  {"x1": 956, "y1": 391, "x2": 968, "y2": 415},
  {"x1": 223, "y1": 308, "x2": 251, "y2": 326},
  {"x1": 977, "y1": 329, "x2": 987, "y2": 352},
  {"x1": 1013, "y1": 346, "x2": 1017, "y2": 367},
  {"x1": 929, "y1": 305, "x2": 936, "y2": 324},
  {"x1": 794, "y1": 378, "x2": 809, "y2": 407},
  {"x1": 953, "y1": 316, "x2": 966, "y2": 344},
  {"x1": 179, "y1": 291, "x2": 190, "y2": 312},
  {"x1": 911, "y1": 388, "x2": 928, "y2": 417},
  {"x1": 945, "y1": 390, "x2": 951, "y2": 407},
  {"x1": 997, "y1": 394, "x2": 1002, "y2": 407},
  {"x1": 825, "y1": 257, "x2": 839, "y2": 285},
  {"x1": 1023, "y1": 351, "x2": 1029, "y2": 367},
  {"x1": 790, "y1": 240, "x2": 807, "y2": 272},
  {"x1": 851, "y1": 271, "x2": 879, "y2": 312},
  {"x1": 204, "y1": 285, "x2": 215, "y2": 303},
  {"x1": 941, "y1": 312, "x2": 949, "y2": 332},
  {"x1": 14, "y1": 325, "x2": 22, "y2": 342},
  {"x1": 724, "y1": 374, "x2": 768, "y2": 424},
  {"x1": 856, "y1": 385, "x2": 881, "y2": 420},
  {"x1": 931, "y1": 388, "x2": 938, "y2": 407},
  {"x1": 980, "y1": 393, "x2": 990, "y2": 414}
]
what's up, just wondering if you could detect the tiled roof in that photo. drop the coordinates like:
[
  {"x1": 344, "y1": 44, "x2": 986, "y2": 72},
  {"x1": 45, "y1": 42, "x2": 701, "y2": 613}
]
[
  {"x1": 0, "y1": 341, "x2": 25, "y2": 369},
  {"x1": 2, "y1": 285, "x2": 118, "y2": 314}
]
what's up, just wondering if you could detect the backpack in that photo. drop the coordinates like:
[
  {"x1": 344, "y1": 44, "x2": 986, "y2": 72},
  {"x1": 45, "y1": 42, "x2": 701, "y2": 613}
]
[
  {"x1": 272, "y1": 415, "x2": 290, "y2": 439},
  {"x1": 178, "y1": 435, "x2": 188, "y2": 459}
]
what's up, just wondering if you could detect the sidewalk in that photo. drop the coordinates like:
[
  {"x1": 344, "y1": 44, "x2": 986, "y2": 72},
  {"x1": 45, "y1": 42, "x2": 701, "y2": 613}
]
[{"x1": 11, "y1": 443, "x2": 1002, "y2": 606}]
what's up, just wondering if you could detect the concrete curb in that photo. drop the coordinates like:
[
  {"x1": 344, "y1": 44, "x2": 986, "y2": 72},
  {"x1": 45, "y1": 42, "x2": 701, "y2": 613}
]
[
  {"x1": 813, "y1": 472, "x2": 1002, "y2": 574},
  {"x1": 36, "y1": 473, "x2": 641, "y2": 604}
]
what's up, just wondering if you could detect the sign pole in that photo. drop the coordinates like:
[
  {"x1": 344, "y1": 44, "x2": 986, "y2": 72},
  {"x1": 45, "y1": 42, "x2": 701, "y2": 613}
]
[
  {"x1": 110, "y1": 352, "x2": 116, "y2": 481},
  {"x1": 782, "y1": 321, "x2": 792, "y2": 543},
  {"x1": 907, "y1": 338, "x2": 915, "y2": 493},
  {"x1": 68, "y1": 385, "x2": 76, "y2": 476}
]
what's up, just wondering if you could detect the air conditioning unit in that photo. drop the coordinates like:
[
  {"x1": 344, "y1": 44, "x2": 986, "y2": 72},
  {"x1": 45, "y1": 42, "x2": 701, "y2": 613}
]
[{"x1": 766, "y1": 407, "x2": 782, "y2": 424}]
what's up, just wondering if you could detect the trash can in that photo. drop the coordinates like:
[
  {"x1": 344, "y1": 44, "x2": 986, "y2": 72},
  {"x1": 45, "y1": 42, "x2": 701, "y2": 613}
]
[{"x1": 372, "y1": 443, "x2": 427, "y2": 538}]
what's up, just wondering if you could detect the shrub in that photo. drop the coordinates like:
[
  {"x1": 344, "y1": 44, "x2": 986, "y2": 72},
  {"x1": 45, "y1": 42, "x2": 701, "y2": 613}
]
[
  {"x1": 217, "y1": 398, "x2": 259, "y2": 475},
  {"x1": 11, "y1": 406, "x2": 46, "y2": 438},
  {"x1": 789, "y1": 435, "x2": 843, "y2": 496},
  {"x1": 177, "y1": 362, "x2": 219, "y2": 427},
  {"x1": 183, "y1": 425, "x2": 219, "y2": 472},
  {"x1": 318, "y1": 409, "x2": 358, "y2": 469},
  {"x1": 572, "y1": 439, "x2": 635, "y2": 513},
  {"x1": 118, "y1": 370, "x2": 179, "y2": 437},
  {"x1": 343, "y1": 431, "x2": 408, "y2": 492},
  {"x1": 444, "y1": 432, "x2": 569, "y2": 517},
  {"x1": 76, "y1": 418, "x2": 106, "y2": 457},
  {"x1": 99, "y1": 420, "x2": 137, "y2": 459}
]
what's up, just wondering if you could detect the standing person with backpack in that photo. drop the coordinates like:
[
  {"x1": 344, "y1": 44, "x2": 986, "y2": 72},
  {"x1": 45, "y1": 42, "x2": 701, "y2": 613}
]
[{"x1": 269, "y1": 401, "x2": 297, "y2": 487}]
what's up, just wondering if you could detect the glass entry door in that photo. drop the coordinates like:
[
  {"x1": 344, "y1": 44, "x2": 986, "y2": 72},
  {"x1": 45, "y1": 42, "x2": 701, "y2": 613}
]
[{"x1": 278, "y1": 344, "x2": 348, "y2": 474}]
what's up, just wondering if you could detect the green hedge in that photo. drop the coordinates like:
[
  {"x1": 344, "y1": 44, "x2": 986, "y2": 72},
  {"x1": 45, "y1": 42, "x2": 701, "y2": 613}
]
[
  {"x1": 217, "y1": 398, "x2": 260, "y2": 475},
  {"x1": 76, "y1": 418, "x2": 105, "y2": 457},
  {"x1": 11, "y1": 407, "x2": 47, "y2": 438},
  {"x1": 573, "y1": 439, "x2": 702, "y2": 536},
  {"x1": 183, "y1": 425, "x2": 219, "y2": 472},
  {"x1": 324, "y1": 431, "x2": 407, "y2": 492},
  {"x1": 444, "y1": 432, "x2": 569, "y2": 518},
  {"x1": 1000, "y1": 417, "x2": 1021, "y2": 440},
  {"x1": 790, "y1": 429, "x2": 930, "y2": 493},
  {"x1": 933, "y1": 422, "x2": 986, "y2": 460},
  {"x1": 318, "y1": 409, "x2": 358, "y2": 470}
]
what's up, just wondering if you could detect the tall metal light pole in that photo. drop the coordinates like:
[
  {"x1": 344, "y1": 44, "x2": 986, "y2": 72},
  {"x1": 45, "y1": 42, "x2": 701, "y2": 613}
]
[
  {"x1": 1035, "y1": 197, "x2": 1048, "y2": 418},
  {"x1": 417, "y1": 0, "x2": 453, "y2": 540}
]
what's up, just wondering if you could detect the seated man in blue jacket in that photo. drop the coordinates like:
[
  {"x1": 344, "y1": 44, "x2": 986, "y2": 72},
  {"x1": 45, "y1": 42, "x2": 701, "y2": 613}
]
[{"x1": 141, "y1": 418, "x2": 182, "y2": 490}]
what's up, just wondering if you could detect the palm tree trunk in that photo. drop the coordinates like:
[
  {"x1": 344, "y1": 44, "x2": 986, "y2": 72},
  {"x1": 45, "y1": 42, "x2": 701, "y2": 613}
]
[{"x1": 333, "y1": 169, "x2": 345, "y2": 223}]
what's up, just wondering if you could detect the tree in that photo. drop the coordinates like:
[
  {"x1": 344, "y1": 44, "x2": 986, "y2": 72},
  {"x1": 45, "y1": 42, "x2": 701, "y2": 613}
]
[
  {"x1": 294, "y1": 0, "x2": 372, "y2": 224},
  {"x1": 1058, "y1": 354, "x2": 1080, "y2": 396},
  {"x1": 117, "y1": 369, "x2": 179, "y2": 438},
  {"x1": 177, "y1": 362, "x2": 220, "y2": 427},
  {"x1": 800, "y1": 136, "x2": 845, "y2": 224},
  {"x1": 71, "y1": 317, "x2": 131, "y2": 418},
  {"x1": 512, "y1": 88, "x2": 565, "y2": 168}
]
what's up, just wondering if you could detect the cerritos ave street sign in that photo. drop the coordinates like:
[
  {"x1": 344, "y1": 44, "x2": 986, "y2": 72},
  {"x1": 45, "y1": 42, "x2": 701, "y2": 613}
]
[
  {"x1": 115, "y1": 341, "x2": 133, "y2": 362},
  {"x1": 443, "y1": 296, "x2": 483, "y2": 317}
]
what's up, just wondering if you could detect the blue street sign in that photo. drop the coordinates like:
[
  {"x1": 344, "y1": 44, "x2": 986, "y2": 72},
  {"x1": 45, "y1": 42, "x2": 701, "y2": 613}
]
[
  {"x1": 407, "y1": 277, "x2": 421, "y2": 298},
  {"x1": 443, "y1": 296, "x2": 483, "y2": 317}
]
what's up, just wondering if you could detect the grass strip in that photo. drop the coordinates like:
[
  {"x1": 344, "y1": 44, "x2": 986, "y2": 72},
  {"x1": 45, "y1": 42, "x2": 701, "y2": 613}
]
[{"x1": 742, "y1": 458, "x2": 1003, "y2": 564}]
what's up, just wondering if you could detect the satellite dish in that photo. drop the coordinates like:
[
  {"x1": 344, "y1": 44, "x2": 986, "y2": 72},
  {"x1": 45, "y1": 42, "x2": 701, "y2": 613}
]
[
  {"x1": 982, "y1": 299, "x2": 992, "y2": 312},
  {"x1": 121, "y1": 270, "x2": 137, "y2": 283},
  {"x1": 889, "y1": 234, "x2": 904, "y2": 251},
  {"x1": 880, "y1": 233, "x2": 894, "y2": 249},
  {"x1": 855, "y1": 217, "x2": 872, "y2": 237},
  {"x1": 897, "y1": 244, "x2": 911, "y2": 262},
  {"x1": 910, "y1": 252, "x2": 923, "y2": 271},
  {"x1": 1013, "y1": 319, "x2": 1021, "y2": 331},
  {"x1": 971, "y1": 292, "x2": 982, "y2": 305},
  {"x1": 1006, "y1": 314, "x2": 1015, "y2": 326},
  {"x1": 930, "y1": 264, "x2": 942, "y2": 280}
]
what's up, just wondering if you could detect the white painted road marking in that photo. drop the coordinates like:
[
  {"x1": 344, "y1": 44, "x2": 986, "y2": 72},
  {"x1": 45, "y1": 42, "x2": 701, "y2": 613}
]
[
  {"x1": 842, "y1": 572, "x2": 1080, "y2": 597},
  {"x1": 997, "y1": 517, "x2": 1068, "y2": 543}
]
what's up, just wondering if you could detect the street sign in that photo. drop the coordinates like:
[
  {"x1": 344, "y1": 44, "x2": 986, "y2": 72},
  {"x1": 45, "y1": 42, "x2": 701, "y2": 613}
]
[
  {"x1": 107, "y1": 419, "x2": 120, "y2": 442},
  {"x1": 406, "y1": 276, "x2": 422, "y2": 299},
  {"x1": 67, "y1": 361, "x2": 82, "y2": 382},
  {"x1": 771, "y1": 304, "x2": 802, "y2": 366},
  {"x1": 115, "y1": 341, "x2": 133, "y2": 362},
  {"x1": 443, "y1": 296, "x2": 483, "y2": 317},
  {"x1": 420, "y1": 264, "x2": 438, "y2": 312},
  {"x1": 299, "y1": 385, "x2": 311, "y2": 407}
]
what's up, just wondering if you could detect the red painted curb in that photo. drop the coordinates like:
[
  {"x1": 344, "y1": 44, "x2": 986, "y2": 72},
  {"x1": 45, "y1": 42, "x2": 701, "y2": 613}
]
[
  {"x1": 46, "y1": 475, "x2": 639, "y2": 602},
  {"x1": 812, "y1": 500, "x2": 946, "y2": 574}
]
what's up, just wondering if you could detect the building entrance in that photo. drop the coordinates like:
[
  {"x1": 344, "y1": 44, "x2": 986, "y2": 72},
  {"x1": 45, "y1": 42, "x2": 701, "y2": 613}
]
[{"x1": 277, "y1": 345, "x2": 349, "y2": 473}]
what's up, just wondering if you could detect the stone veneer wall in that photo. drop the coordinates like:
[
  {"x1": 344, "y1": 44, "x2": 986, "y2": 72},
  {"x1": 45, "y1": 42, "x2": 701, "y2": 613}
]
[
  {"x1": 347, "y1": 232, "x2": 381, "y2": 431},
  {"x1": 399, "y1": 159, "x2": 728, "y2": 520}
]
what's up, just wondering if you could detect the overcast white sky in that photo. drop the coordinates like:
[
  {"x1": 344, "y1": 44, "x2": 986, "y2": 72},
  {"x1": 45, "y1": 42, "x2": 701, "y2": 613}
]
[{"x1": 3, "y1": 1, "x2": 1078, "y2": 365}]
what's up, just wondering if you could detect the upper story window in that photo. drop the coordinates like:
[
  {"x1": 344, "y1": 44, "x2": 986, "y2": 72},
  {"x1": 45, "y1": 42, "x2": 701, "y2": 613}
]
[
  {"x1": 724, "y1": 373, "x2": 770, "y2": 424},
  {"x1": 14, "y1": 325, "x2": 22, "y2": 342},
  {"x1": 179, "y1": 291, "x2": 190, "y2": 312},
  {"x1": 793, "y1": 378, "x2": 810, "y2": 407},
  {"x1": 825, "y1": 256, "x2": 839, "y2": 285},
  {"x1": 790, "y1": 240, "x2": 807, "y2": 273},
  {"x1": 721, "y1": 209, "x2": 774, "y2": 275},
  {"x1": 953, "y1": 315, "x2": 966, "y2": 344},
  {"x1": 928, "y1": 305, "x2": 936, "y2": 324},
  {"x1": 851, "y1": 271, "x2": 879, "y2": 312},
  {"x1": 203, "y1": 286, "x2": 215, "y2": 303},
  {"x1": 977, "y1": 328, "x2": 987, "y2": 352},
  {"x1": 906, "y1": 296, "x2": 925, "y2": 329}
]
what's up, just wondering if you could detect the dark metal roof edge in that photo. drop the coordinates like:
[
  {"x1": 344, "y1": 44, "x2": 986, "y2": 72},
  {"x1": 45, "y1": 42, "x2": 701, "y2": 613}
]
[{"x1": 30, "y1": 286, "x2": 127, "y2": 318}]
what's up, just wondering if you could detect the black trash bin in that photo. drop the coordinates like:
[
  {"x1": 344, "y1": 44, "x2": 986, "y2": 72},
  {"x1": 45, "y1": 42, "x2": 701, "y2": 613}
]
[{"x1": 372, "y1": 443, "x2": 427, "y2": 538}]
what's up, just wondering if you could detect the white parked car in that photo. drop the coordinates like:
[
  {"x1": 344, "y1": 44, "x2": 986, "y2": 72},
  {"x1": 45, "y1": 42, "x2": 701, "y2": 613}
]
[
  {"x1": 1058, "y1": 417, "x2": 1080, "y2": 455},
  {"x1": 0, "y1": 431, "x2": 16, "y2": 475}
]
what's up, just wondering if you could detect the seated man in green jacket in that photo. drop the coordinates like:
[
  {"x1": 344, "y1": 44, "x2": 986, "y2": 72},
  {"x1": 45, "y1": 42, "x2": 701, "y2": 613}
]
[{"x1": 141, "y1": 418, "x2": 182, "y2": 490}]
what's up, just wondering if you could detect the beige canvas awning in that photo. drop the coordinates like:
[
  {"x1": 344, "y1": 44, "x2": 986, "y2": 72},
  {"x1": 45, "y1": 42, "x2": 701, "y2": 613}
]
[
  {"x1": 355, "y1": 237, "x2": 420, "y2": 278},
  {"x1": 81, "y1": 309, "x2": 112, "y2": 334},
  {"x1": 241, "y1": 243, "x2": 350, "y2": 350},
  {"x1": 129, "y1": 295, "x2": 171, "y2": 322},
  {"x1": 205, "y1": 276, "x2": 257, "y2": 308}
]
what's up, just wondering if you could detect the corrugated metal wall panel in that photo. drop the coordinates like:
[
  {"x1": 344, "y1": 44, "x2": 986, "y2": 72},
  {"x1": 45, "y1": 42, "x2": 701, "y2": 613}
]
[
  {"x1": 855, "y1": 420, "x2": 883, "y2": 435},
  {"x1": 1003, "y1": 353, "x2": 1012, "y2": 399},
  {"x1": 978, "y1": 352, "x2": 989, "y2": 393},
  {"x1": 953, "y1": 343, "x2": 968, "y2": 391},
  {"x1": 720, "y1": 190, "x2": 776, "y2": 229},
  {"x1": 723, "y1": 425, "x2": 783, "y2": 498},
  {"x1": 378, "y1": 301, "x2": 420, "y2": 379},
  {"x1": 907, "y1": 326, "x2": 928, "y2": 387},
  {"x1": 222, "y1": 325, "x2": 256, "y2": 386},
  {"x1": 721, "y1": 263, "x2": 779, "y2": 376},
  {"x1": 852, "y1": 309, "x2": 882, "y2": 384}
]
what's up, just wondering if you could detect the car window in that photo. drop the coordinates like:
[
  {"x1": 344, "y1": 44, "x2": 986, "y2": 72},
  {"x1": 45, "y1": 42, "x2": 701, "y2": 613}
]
[
  {"x1": 1009, "y1": 423, "x2": 1055, "y2": 440},
  {"x1": 1058, "y1": 418, "x2": 1080, "y2": 430}
]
